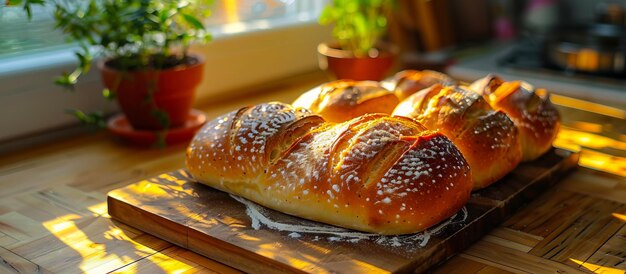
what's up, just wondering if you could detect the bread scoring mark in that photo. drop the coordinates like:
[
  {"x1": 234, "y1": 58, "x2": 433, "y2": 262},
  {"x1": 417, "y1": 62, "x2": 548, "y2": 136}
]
[
  {"x1": 502, "y1": 83, "x2": 560, "y2": 140},
  {"x1": 376, "y1": 135, "x2": 469, "y2": 206},
  {"x1": 393, "y1": 70, "x2": 457, "y2": 100},
  {"x1": 472, "y1": 111, "x2": 517, "y2": 150},
  {"x1": 236, "y1": 103, "x2": 303, "y2": 154},
  {"x1": 471, "y1": 75, "x2": 560, "y2": 142},
  {"x1": 189, "y1": 102, "x2": 316, "y2": 184},
  {"x1": 334, "y1": 119, "x2": 411, "y2": 190},
  {"x1": 318, "y1": 80, "x2": 394, "y2": 107},
  {"x1": 400, "y1": 85, "x2": 518, "y2": 156}
]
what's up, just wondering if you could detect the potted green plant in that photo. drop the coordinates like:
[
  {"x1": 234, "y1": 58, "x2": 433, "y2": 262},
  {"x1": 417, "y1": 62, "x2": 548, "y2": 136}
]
[
  {"x1": 318, "y1": 0, "x2": 396, "y2": 81},
  {"x1": 15, "y1": 0, "x2": 213, "y2": 145}
]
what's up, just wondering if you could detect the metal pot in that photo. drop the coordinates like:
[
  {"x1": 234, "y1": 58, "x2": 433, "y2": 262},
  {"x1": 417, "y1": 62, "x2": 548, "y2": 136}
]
[{"x1": 544, "y1": 24, "x2": 626, "y2": 76}]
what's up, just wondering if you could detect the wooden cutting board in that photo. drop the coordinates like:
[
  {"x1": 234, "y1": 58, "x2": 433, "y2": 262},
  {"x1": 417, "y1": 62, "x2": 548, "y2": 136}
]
[{"x1": 107, "y1": 148, "x2": 579, "y2": 273}]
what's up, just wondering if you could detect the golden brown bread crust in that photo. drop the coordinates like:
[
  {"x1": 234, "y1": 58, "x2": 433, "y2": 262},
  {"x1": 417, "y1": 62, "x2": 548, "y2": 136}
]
[
  {"x1": 187, "y1": 102, "x2": 472, "y2": 235},
  {"x1": 392, "y1": 70, "x2": 456, "y2": 101},
  {"x1": 292, "y1": 80, "x2": 399, "y2": 123},
  {"x1": 469, "y1": 75, "x2": 561, "y2": 161},
  {"x1": 392, "y1": 85, "x2": 522, "y2": 190}
]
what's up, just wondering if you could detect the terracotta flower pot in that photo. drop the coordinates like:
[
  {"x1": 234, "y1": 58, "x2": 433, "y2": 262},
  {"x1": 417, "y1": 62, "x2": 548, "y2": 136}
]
[
  {"x1": 99, "y1": 55, "x2": 204, "y2": 130},
  {"x1": 317, "y1": 42, "x2": 396, "y2": 81}
]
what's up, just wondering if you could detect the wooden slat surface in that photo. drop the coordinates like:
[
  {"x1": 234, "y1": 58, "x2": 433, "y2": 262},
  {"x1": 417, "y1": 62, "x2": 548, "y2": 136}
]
[
  {"x1": 107, "y1": 148, "x2": 578, "y2": 273},
  {"x1": 0, "y1": 71, "x2": 625, "y2": 273}
]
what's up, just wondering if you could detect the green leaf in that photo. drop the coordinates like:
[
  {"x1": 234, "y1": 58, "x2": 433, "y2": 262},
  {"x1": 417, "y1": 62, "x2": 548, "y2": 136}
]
[
  {"x1": 102, "y1": 88, "x2": 117, "y2": 100},
  {"x1": 318, "y1": 7, "x2": 334, "y2": 25},
  {"x1": 353, "y1": 13, "x2": 367, "y2": 36},
  {"x1": 24, "y1": 4, "x2": 33, "y2": 19},
  {"x1": 151, "y1": 109, "x2": 171, "y2": 129},
  {"x1": 181, "y1": 13, "x2": 205, "y2": 29},
  {"x1": 11, "y1": 0, "x2": 45, "y2": 20},
  {"x1": 153, "y1": 132, "x2": 167, "y2": 148},
  {"x1": 345, "y1": 1, "x2": 358, "y2": 13},
  {"x1": 66, "y1": 109, "x2": 106, "y2": 129},
  {"x1": 68, "y1": 109, "x2": 88, "y2": 122},
  {"x1": 376, "y1": 16, "x2": 387, "y2": 28},
  {"x1": 7, "y1": 0, "x2": 24, "y2": 6},
  {"x1": 147, "y1": 14, "x2": 161, "y2": 24},
  {"x1": 55, "y1": 73, "x2": 77, "y2": 90},
  {"x1": 75, "y1": 50, "x2": 92, "y2": 74}
]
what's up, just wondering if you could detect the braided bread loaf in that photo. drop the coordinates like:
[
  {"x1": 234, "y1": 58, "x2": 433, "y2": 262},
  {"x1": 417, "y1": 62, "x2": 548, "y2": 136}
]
[
  {"x1": 187, "y1": 102, "x2": 472, "y2": 235},
  {"x1": 393, "y1": 84, "x2": 522, "y2": 189},
  {"x1": 292, "y1": 80, "x2": 399, "y2": 123},
  {"x1": 470, "y1": 75, "x2": 560, "y2": 161}
]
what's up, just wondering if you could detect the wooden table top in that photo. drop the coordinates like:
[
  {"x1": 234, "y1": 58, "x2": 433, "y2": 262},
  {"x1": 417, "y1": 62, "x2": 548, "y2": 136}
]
[{"x1": 0, "y1": 71, "x2": 625, "y2": 274}]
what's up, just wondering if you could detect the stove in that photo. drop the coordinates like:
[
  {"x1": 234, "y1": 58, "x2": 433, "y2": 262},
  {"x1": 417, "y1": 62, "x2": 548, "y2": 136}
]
[{"x1": 447, "y1": 41, "x2": 626, "y2": 108}]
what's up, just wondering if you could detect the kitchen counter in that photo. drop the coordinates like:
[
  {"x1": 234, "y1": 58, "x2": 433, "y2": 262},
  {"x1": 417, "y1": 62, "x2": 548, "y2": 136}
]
[{"x1": 0, "y1": 71, "x2": 624, "y2": 273}]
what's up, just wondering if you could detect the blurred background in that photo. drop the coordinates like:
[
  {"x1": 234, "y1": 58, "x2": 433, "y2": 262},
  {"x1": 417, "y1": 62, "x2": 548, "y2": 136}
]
[
  {"x1": 387, "y1": 0, "x2": 626, "y2": 108},
  {"x1": 0, "y1": 0, "x2": 625, "y2": 145}
]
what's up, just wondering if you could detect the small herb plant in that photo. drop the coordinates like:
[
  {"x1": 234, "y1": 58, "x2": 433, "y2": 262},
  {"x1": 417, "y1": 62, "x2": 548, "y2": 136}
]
[
  {"x1": 319, "y1": 0, "x2": 393, "y2": 57},
  {"x1": 11, "y1": 0, "x2": 213, "y2": 128}
]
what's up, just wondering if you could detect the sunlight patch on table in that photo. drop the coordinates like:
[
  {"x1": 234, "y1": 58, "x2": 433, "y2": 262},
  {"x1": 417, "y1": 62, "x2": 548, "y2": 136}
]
[
  {"x1": 570, "y1": 258, "x2": 626, "y2": 274},
  {"x1": 552, "y1": 94, "x2": 626, "y2": 119},
  {"x1": 579, "y1": 150, "x2": 626, "y2": 177},
  {"x1": 612, "y1": 213, "x2": 626, "y2": 223}
]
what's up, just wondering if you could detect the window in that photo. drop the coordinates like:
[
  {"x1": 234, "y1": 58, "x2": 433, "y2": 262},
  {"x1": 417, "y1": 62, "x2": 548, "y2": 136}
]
[
  {"x1": 0, "y1": 0, "x2": 330, "y2": 144},
  {"x1": 208, "y1": 0, "x2": 321, "y2": 25},
  {"x1": 207, "y1": 0, "x2": 326, "y2": 36},
  {"x1": 0, "y1": 1, "x2": 325, "y2": 58},
  {"x1": 0, "y1": 4, "x2": 66, "y2": 58}
]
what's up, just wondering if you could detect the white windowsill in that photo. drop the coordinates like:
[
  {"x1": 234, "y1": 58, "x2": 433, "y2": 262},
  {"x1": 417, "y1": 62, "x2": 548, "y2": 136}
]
[{"x1": 0, "y1": 17, "x2": 332, "y2": 146}]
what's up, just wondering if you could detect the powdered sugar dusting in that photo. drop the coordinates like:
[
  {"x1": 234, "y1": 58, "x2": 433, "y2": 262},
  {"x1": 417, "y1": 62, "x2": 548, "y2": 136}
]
[
  {"x1": 265, "y1": 115, "x2": 440, "y2": 209},
  {"x1": 376, "y1": 135, "x2": 469, "y2": 201},
  {"x1": 188, "y1": 102, "x2": 317, "y2": 184},
  {"x1": 231, "y1": 194, "x2": 468, "y2": 250}
]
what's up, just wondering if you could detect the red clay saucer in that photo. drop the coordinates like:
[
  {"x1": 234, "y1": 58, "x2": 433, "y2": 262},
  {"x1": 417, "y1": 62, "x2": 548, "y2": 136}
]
[{"x1": 107, "y1": 109, "x2": 207, "y2": 147}]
